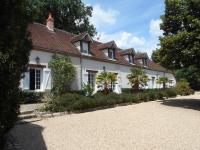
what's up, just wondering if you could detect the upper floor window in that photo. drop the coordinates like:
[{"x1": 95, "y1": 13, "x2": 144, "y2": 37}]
[
  {"x1": 142, "y1": 58, "x2": 148, "y2": 66},
  {"x1": 108, "y1": 49, "x2": 115, "y2": 59},
  {"x1": 81, "y1": 41, "x2": 90, "y2": 54},
  {"x1": 128, "y1": 54, "x2": 134, "y2": 64}
]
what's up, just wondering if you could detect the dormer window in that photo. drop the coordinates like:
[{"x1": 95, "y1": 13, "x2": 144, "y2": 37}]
[
  {"x1": 71, "y1": 32, "x2": 93, "y2": 55},
  {"x1": 142, "y1": 58, "x2": 148, "y2": 66},
  {"x1": 128, "y1": 54, "x2": 134, "y2": 64},
  {"x1": 81, "y1": 41, "x2": 90, "y2": 54},
  {"x1": 108, "y1": 49, "x2": 115, "y2": 59}
]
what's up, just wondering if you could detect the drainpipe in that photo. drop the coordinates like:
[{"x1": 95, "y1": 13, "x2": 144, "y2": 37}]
[{"x1": 80, "y1": 55, "x2": 83, "y2": 90}]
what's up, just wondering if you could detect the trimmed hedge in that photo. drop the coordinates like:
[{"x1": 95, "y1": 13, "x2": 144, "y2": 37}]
[
  {"x1": 20, "y1": 91, "x2": 44, "y2": 104},
  {"x1": 44, "y1": 88, "x2": 178, "y2": 112}
]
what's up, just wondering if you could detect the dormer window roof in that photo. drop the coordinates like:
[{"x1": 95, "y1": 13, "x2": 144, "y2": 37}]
[
  {"x1": 120, "y1": 48, "x2": 135, "y2": 64},
  {"x1": 71, "y1": 32, "x2": 93, "y2": 43},
  {"x1": 98, "y1": 41, "x2": 117, "y2": 60},
  {"x1": 71, "y1": 33, "x2": 93, "y2": 55},
  {"x1": 135, "y1": 52, "x2": 148, "y2": 67},
  {"x1": 97, "y1": 41, "x2": 117, "y2": 50}
]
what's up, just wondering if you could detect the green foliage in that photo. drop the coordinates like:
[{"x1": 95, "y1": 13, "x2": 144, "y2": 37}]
[
  {"x1": 152, "y1": 0, "x2": 200, "y2": 72},
  {"x1": 157, "y1": 77, "x2": 169, "y2": 89},
  {"x1": 127, "y1": 68, "x2": 149, "y2": 91},
  {"x1": 176, "y1": 80, "x2": 194, "y2": 95},
  {"x1": 82, "y1": 83, "x2": 93, "y2": 97},
  {"x1": 0, "y1": 0, "x2": 32, "y2": 147},
  {"x1": 48, "y1": 54, "x2": 76, "y2": 96},
  {"x1": 164, "y1": 88, "x2": 177, "y2": 98},
  {"x1": 20, "y1": 91, "x2": 44, "y2": 104},
  {"x1": 175, "y1": 65, "x2": 200, "y2": 90},
  {"x1": 29, "y1": 0, "x2": 96, "y2": 36},
  {"x1": 151, "y1": 49, "x2": 161, "y2": 63},
  {"x1": 96, "y1": 72, "x2": 117, "y2": 95},
  {"x1": 44, "y1": 89, "x2": 181, "y2": 112}
]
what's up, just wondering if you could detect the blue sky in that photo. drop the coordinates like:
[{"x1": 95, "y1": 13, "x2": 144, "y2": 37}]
[{"x1": 83, "y1": 0, "x2": 165, "y2": 57}]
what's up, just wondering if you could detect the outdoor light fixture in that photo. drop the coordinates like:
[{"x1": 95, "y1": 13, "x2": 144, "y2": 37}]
[
  {"x1": 35, "y1": 56, "x2": 40, "y2": 64},
  {"x1": 103, "y1": 66, "x2": 106, "y2": 72}
]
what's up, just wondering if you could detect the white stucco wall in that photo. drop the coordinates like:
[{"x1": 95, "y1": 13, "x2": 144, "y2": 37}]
[{"x1": 22, "y1": 49, "x2": 176, "y2": 92}]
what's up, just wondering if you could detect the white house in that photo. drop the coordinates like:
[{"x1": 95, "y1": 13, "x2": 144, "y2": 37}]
[{"x1": 20, "y1": 14, "x2": 176, "y2": 93}]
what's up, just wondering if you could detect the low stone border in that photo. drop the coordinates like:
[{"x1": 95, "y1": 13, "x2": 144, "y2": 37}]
[{"x1": 34, "y1": 102, "x2": 135, "y2": 119}]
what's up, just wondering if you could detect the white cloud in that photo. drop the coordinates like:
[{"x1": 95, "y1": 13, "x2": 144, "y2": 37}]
[
  {"x1": 149, "y1": 19, "x2": 163, "y2": 37},
  {"x1": 90, "y1": 4, "x2": 120, "y2": 29},
  {"x1": 96, "y1": 31, "x2": 145, "y2": 49},
  {"x1": 95, "y1": 31, "x2": 160, "y2": 57}
]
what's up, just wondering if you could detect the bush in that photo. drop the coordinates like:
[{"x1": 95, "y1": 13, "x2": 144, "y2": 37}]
[
  {"x1": 43, "y1": 88, "x2": 180, "y2": 113},
  {"x1": 43, "y1": 93, "x2": 82, "y2": 112},
  {"x1": 20, "y1": 92, "x2": 44, "y2": 104},
  {"x1": 164, "y1": 88, "x2": 177, "y2": 98},
  {"x1": 176, "y1": 80, "x2": 194, "y2": 96}
]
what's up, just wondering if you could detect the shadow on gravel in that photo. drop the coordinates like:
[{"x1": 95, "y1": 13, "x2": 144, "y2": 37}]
[
  {"x1": 5, "y1": 122, "x2": 47, "y2": 150},
  {"x1": 162, "y1": 98, "x2": 200, "y2": 111}
]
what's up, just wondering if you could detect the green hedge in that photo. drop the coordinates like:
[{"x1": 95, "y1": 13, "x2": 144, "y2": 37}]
[
  {"x1": 44, "y1": 88, "x2": 178, "y2": 112},
  {"x1": 20, "y1": 91, "x2": 44, "y2": 104}
]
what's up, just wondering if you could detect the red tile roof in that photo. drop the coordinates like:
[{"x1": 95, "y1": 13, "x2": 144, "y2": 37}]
[
  {"x1": 120, "y1": 48, "x2": 135, "y2": 55},
  {"x1": 28, "y1": 22, "x2": 171, "y2": 73}
]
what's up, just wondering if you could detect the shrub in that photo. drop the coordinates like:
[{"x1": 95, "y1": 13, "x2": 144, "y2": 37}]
[
  {"x1": 43, "y1": 88, "x2": 179, "y2": 113},
  {"x1": 165, "y1": 88, "x2": 177, "y2": 98},
  {"x1": 176, "y1": 80, "x2": 194, "y2": 96},
  {"x1": 43, "y1": 93, "x2": 82, "y2": 112},
  {"x1": 48, "y1": 54, "x2": 76, "y2": 96},
  {"x1": 20, "y1": 92, "x2": 44, "y2": 104}
]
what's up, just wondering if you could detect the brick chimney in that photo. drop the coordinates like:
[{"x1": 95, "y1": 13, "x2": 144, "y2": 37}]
[{"x1": 46, "y1": 13, "x2": 54, "y2": 31}]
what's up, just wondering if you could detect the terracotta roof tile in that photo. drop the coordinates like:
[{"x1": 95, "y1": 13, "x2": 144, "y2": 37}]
[
  {"x1": 28, "y1": 22, "x2": 171, "y2": 73},
  {"x1": 120, "y1": 48, "x2": 135, "y2": 55}
]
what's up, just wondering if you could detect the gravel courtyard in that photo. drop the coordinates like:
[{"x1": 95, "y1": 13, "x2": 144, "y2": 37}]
[{"x1": 9, "y1": 93, "x2": 200, "y2": 150}]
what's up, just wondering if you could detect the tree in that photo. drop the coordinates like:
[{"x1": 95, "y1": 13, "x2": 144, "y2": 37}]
[
  {"x1": 49, "y1": 54, "x2": 76, "y2": 96},
  {"x1": 29, "y1": 0, "x2": 96, "y2": 36},
  {"x1": 152, "y1": 0, "x2": 200, "y2": 89},
  {"x1": 175, "y1": 65, "x2": 200, "y2": 90},
  {"x1": 156, "y1": 77, "x2": 169, "y2": 89},
  {"x1": 127, "y1": 68, "x2": 149, "y2": 92},
  {"x1": 0, "y1": 0, "x2": 32, "y2": 147},
  {"x1": 151, "y1": 49, "x2": 161, "y2": 63},
  {"x1": 96, "y1": 72, "x2": 117, "y2": 95}
]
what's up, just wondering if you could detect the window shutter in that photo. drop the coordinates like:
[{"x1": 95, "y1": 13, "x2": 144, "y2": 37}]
[
  {"x1": 43, "y1": 68, "x2": 52, "y2": 90},
  {"x1": 23, "y1": 72, "x2": 29, "y2": 90}
]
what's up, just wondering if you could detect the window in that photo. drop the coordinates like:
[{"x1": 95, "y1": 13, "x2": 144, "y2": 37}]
[
  {"x1": 128, "y1": 54, "x2": 134, "y2": 63},
  {"x1": 82, "y1": 41, "x2": 89, "y2": 54},
  {"x1": 30, "y1": 68, "x2": 41, "y2": 90},
  {"x1": 142, "y1": 58, "x2": 148, "y2": 66},
  {"x1": 152, "y1": 77, "x2": 155, "y2": 88},
  {"x1": 88, "y1": 71, "x2": 96, "y2": 90},
  {"x1": 108, "y1": 49, "x2": 115, "y2": 59}
]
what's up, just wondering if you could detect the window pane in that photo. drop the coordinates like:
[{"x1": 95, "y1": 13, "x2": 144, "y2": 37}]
[
  {"x1": 82, "y1": 42, "x2": 89, "y2": 54},
  {"x1": 35, "y1": 70, "x2": 41, "y2": 89}
]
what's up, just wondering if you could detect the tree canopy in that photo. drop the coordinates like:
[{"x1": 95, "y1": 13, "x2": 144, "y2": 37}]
[
  {"x1": 152, "y1": 0, "x2": 200, "y2": 70},
  {"x1": 29, "y1": 0, "x2": 96, "y2": 36},
  {"x1": 127, "y1": 68, "x2": 149, "y2": 92}
]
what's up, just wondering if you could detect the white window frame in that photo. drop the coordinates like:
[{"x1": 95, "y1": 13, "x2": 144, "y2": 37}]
[
  {"x1": 29, "y1": 68, "x2": 43, "y2": 92},
  {"x1": 108, "y1": 49, "x2": 114, "y2": 59},
  {"x1": 82, "y1": 41, "x2": 89, "y2": 54}
]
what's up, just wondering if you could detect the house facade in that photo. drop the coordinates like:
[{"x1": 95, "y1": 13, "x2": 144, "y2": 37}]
[{"x1": 20, "y1": 14, "x2": 176, "y2": 93}]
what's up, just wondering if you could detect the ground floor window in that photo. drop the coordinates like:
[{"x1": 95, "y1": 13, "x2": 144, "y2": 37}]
[
  {"x1": 151, "y1": 77, "x2": 155, "y2": 88},
  {"x1": 87, "y1": 70, "x2": 97, "y2": 90},
  {"x1": 30, "y1": 68, "x2": 41, "y2": 90}
]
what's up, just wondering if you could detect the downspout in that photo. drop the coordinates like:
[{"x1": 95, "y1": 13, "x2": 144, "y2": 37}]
[{"x1": 80, "y1": 55, "x2": 83, "y2": 90}]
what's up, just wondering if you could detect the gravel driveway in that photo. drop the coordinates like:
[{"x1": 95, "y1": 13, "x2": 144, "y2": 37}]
[{"x1": 8, "y1": 93, "x2": 200, "y2": 150}]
